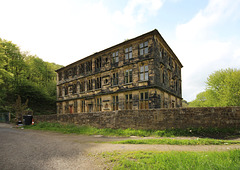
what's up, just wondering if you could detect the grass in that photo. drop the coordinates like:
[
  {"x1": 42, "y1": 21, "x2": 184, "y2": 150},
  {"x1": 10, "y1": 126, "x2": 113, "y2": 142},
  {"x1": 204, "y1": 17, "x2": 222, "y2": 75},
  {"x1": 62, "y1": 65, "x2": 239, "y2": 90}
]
[
  {"x1": 102, "y1": 150, "x2": 240, "y2": 170},
  {"x1": 25, "y1": 122, "x2": 240, "y2": 139},
  {"x1": 111, "y1": 138, "x2": 240, "y2": 145}
]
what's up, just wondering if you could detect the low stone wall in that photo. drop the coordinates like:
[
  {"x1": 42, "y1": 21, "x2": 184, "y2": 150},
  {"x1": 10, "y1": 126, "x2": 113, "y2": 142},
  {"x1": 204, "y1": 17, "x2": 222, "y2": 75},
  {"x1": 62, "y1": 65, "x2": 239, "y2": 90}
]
[{"x1": 34, "y1": 107, "x2": 240, "y2": 130}]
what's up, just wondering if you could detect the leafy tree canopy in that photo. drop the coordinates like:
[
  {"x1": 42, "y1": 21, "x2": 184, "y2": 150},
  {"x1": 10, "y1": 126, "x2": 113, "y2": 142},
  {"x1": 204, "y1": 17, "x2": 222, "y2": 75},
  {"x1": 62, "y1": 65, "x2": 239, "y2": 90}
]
[
  {"x1": 189, "y1": 68, "x2": 240, "y2": 107},
  {"x1": 0, "y1": 38, "x2": 63, "y2": 115}
]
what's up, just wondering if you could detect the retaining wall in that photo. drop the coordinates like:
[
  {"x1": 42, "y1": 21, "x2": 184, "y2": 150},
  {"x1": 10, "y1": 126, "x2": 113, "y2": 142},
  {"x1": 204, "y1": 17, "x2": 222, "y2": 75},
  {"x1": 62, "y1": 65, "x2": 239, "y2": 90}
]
[{"x1": 34, "y1": 107, "x2": 240, "y2": 129}]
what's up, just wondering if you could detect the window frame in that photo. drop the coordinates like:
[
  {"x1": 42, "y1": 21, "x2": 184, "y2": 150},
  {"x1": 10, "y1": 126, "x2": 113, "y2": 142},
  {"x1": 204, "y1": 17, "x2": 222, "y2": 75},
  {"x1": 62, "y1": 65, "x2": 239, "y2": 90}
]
[
  {"x1": 139, "y1": 41, "x2": 148, "y2": 56},
  {"x1": 112, "y1": 72, "x2": 119, "y2": 86},
  {"x1": 124, "y1": 69, "x2": 133, "y2": 84},
  {"x1": 139, "y1": 91, "x2": 149, "y2": 109},
  {"x1": 125, "y1": 93, "x2": 133, "y2": 110},
  {"x1": 125, "y1": 46, "x2": 133, "y2": 60},
  {"x1": 112, "y1": 51, "x2": 119, "y2": 64},
  {"x1": 139, "y1": 65, "x2": 149, "y2": 81},
  {"x1": 112, "y1": 95, "x2": 119, "y2": 111}
]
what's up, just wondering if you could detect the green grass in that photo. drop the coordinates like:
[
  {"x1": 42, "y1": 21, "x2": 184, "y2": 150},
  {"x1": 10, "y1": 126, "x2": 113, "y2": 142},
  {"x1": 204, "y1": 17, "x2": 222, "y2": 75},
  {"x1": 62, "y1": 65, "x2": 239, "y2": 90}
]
[
  {"x1": 111, "y1": 138, "x2": 240, "y2": 145},
  {"x1": 25, "y1": 122, "x2": 240, "y2": 139},
  {"x1": 102, "y1": 150, "x2": 240, "y2": 170}
]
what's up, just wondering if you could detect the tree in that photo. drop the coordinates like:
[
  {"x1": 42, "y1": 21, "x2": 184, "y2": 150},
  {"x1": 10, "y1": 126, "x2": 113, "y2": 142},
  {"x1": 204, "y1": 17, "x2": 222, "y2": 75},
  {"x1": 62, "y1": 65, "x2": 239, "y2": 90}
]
[
  {"x1": 189, "y1": 68, "x2": 240, "y2": 107},
  {"x1": 12, "y1": 95, "x2": 28, "y2": 122}
]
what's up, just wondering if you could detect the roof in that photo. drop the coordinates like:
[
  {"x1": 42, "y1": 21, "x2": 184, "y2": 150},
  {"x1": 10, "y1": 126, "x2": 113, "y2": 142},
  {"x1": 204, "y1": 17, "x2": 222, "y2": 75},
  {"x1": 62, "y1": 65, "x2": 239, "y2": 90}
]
[{"x1": 56, "y1": 29, "x2": 183, "y2": 72}]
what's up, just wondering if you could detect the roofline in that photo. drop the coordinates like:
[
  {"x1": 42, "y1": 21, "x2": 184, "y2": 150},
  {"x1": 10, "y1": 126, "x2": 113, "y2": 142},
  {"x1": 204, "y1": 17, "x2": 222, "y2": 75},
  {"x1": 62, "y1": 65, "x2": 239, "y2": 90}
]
[{"x1": 56, "y1": 29, "x2": 183, "y2": 72}]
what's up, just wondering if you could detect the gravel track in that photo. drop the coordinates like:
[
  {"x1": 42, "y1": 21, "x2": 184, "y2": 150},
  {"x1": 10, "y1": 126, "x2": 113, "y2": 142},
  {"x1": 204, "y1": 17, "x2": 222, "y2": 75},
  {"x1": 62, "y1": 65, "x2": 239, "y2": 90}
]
[{"x1": 1, "y1": 123, "x2": 239, "y2": 170}]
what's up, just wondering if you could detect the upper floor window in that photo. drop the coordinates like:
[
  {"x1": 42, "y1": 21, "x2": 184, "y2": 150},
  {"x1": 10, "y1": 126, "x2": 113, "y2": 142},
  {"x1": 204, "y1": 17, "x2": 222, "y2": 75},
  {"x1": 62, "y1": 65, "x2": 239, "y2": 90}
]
[
  {"x1": 78, "y1": 63, "x2": 85, "y2": 75},
  {"x1": 72, "y1": 84, "x2": 77, "y2": 94},
  {"x1": 112, "y1": 51, "x2": 119, "y2": 64},
  {"x1": 125, "y1": 94, "x2": 132, "y2": 110},
  {"x1": 80, "y1": 81, "x2": 85, "y2": 92},
  {"x1": 73, "y1": 66, "x2": 77, "y2": 76},
  {"x1": 112, "y1": 72, "x2": 118, "y2": 86},
  {"x1": 124, "y1": 69, "x2": 132, "y2": 84},
  {"x1": 58, "y1": 72, "x2": 62, "y2": 81},
  {"x1": 95, "y1": 57, "x2": 102, "y2": 71},
  {"x1": 95, "y1": 77, "x2": 102, "y2": 89},
  {"x1": 139, "y1": 92, "x2": 149, "y2": 109},
  {"x1": 112, "y1": 95, "x2": 119, "y2": 111},
  {"x1": 64, "y1": 70, "x2": 68, "y2": 80},
  {"x1": 125, "y1": 47, "x2": 132, "y2": 60},
  {"x1": 87, "y1": 79, "x2": 93, "y2": 91},
  {"x1": 64, "y1": 86, "x2": 68, "y2": 95},
  {"x1": 59, "y1": 87, "x2": 62, "y2": 97},
  {"x1": 86, "y1": 61, "x2": 92, "y2": 72},
  {"x1": 140, "y1": 65, "x2": 148, "y2": 81},
  {"x1": 139, "y1": 41, "x2": 148, "y2": 55}
]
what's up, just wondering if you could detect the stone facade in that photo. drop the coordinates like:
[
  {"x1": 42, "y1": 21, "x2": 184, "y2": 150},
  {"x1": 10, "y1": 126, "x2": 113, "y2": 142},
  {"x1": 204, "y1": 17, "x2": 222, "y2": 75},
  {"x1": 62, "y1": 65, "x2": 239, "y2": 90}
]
[
  {"x1": 34, "y1": 107, "x2": 240, "y2": 129},
  {"x1": 56, "y1": 29, "x2": 183, "y2": 114}
]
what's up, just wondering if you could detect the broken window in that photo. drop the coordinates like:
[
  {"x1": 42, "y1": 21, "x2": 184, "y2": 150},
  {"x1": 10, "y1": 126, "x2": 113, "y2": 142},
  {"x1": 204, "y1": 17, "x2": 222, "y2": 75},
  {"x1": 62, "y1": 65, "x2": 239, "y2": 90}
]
[
  {"x1": 112, "y1": 95, "x2": 119, "y2": 111},
  {"x1": 87, "y1": 79, "x2": 93, "y2": 91},
  {"x1": 59, "y1": 86, "x2": 62, "y2": 97},
  {"x1": 96, "y1": 97, "x2": 102, "y2": 111},
  {"x1": 78, "y1": 63, "x2": 85, "y2": 75},
  {"x1": 95, "y1": 57, "x2": 102, "y2": 71},
  {"x1": 64, "y1": 70, "x2": 68, "y2": 80},
  {"x1": 80, "y1": 81, "x2": 85, "y2": 92},
  {"x1": 58, "y1": 72, "x2": 62, "y2": 81},
  {"x1": 73, "y1": 66, "x2": 77, "y2": 76},
  {"x1": 139, "y1": 92, "x2": 149, "y2": 109},
  {"x1": 64, "y1": 86, "x2": 68, "y2": 95},
  {"x1": 112, "y1": 72, "x2": 118, "y2": 86},
  {"x1": 72, "y1": 84, "x2": 77, "y2": 94},
  {"x1": 86, "y1": 61, "x2": 92, "y2": 72},
  {"x1": 125, "y1": 94, "x2": 132, "y2": 110},
  {"x1": 95, "y1": 77, "x2": 102, "y2": 89}
]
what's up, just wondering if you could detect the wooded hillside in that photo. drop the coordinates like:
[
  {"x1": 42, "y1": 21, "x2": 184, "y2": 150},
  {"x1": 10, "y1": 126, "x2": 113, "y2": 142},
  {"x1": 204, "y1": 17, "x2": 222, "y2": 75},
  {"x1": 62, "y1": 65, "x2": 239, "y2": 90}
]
[{"x1": 0, "y1": 38, "x2": 63, "y2": 115}]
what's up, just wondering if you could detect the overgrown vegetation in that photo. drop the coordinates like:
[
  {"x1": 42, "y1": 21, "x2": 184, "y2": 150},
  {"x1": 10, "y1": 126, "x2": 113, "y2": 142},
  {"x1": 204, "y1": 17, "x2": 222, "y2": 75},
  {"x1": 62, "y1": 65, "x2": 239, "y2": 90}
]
[
  {"x1": 111, "y1": 138, "x2": 240, "y2": 145},
  {"x1": 0, "y1": 38, "x2": 62, "y2": 115},
  {"x1": 25, "y1": 122, "x2": 240, "y2": 139},
  {"x1": 189, "y1": 68, "x2": 240, "y2": 107},
  {"x1": 102, "y1": 150, "x2": 240, "y2": 170}
]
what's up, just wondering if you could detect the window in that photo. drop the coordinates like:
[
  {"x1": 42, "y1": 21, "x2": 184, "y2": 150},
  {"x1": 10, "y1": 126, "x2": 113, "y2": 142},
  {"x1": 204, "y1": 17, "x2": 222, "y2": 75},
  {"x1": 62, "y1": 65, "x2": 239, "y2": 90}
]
[
  {"x1": 59, "y1": 87, "x2": 62, "y2": 97},
  {"x1": 112, "y1": 95, "x2": 119, "y2": 111},
  {"x1": 87, "y1": 79, "x2": 93, "y2": 91},
  {"x1": 73, "y1": 66, "x2": 77, "y2": 76},
  {"x1": 58, "y1": 72, "x2": 62, "y2": 81},
  {"x1": 95, "y1": 77, "x2": 102, "y2": 89},
  {"x1": 64, "y1": 70, "x2": 68, "y2": 80},
  {"x1": 96, "y1": 97, "x2": 102, "y2": 111},
  {"x1": 74, "y1": 100, "x2": 78, "y2": 113},
  {"x1": 139, "y1": 65, "x2": 148, "y2": 81},
  {"x1": 72, "y1": 84, "x2": 77, "y2": 94},
  {"x1": 125, "y1": 46, "x2": 132, "y2": 60},
  {"x1": 112, "y1": 72, "x2": 118, "y2": 86},
  {"x1": 86, "y1": 61, "x2": 92, "y2": 72},
  {"x1": 139, "y1": 41, "x2": 148, "y2": 55},
  {"x1": 139, "y1": 92, "x2": 149, "y2": 109},
  {"x1": 81, "y1": 100, "x2": 85, "y2": 112},
  {"x1": 64, "y1": 86, "x2": 68, "y2": 95},
  {"x1": 78, "y1": 63, "x2": 85, "y2": 75},
  {"x1": 80, "y1": 81, "x2": 85, "y2": 92},
  {"x1": 124, "y1": 69, "x2": 132, "y2": 84},
  {"x1": 125, "y1": 94, "x2": 133, "y2": 110},
  {"x1": 95, "y1": 57, "x2": 102, "y2": 71},
  {"x1": 112, "y1": 51, "x2": 119, "y2": 63}
]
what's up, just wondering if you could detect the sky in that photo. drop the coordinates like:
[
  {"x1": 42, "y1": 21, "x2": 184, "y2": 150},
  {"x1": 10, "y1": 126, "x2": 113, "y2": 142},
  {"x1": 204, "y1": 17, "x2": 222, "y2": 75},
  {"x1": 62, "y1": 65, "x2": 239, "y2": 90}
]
[{"x1": 0, "y1": 0, "x2": 240, "y2": 102}]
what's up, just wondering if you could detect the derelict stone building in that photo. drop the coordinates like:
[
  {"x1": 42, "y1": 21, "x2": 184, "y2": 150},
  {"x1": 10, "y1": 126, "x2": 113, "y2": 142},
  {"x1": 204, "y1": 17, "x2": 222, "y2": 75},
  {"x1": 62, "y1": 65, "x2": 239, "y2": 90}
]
[{"x1": 56, "y1": 29, "x2": 183, "y2": 114}]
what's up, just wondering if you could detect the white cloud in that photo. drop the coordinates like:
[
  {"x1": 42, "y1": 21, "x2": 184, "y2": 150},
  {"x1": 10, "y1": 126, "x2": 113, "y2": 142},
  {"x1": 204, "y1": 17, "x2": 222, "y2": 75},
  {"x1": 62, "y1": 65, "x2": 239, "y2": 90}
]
[{"x1": 173, "y1": 0, "x2": 240, "y2": 101}]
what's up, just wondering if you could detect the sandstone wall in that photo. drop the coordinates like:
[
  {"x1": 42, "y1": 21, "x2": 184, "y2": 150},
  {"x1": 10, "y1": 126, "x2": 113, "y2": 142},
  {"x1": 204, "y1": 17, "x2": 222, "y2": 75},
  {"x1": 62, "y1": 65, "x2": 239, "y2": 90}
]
[{"x1": 34, "y1": 107, "x2": 240, "y2": 130}]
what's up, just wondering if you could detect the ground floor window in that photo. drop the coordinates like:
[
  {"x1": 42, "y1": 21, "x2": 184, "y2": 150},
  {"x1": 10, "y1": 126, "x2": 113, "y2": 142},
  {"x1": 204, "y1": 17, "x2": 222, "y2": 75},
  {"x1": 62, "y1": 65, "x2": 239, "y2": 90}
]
[
  {"x1": 81, "y1": 100, "x2": 85, "y2": 112},
  {"x1": 74, "y1": 100, "x2": 78, "y2": 113},
  {"x1": 125, "y1": 94, "x2": 133, "y2": 110},
  {"x1": 112, "y1": 95, "x2": 119, "y2": 111},
  {"x1": 95, "y1": 97, "x2": 102, "y2": 111},
  {"x1": 139, "y1": 92, "x2": 149, "y2": 109}
]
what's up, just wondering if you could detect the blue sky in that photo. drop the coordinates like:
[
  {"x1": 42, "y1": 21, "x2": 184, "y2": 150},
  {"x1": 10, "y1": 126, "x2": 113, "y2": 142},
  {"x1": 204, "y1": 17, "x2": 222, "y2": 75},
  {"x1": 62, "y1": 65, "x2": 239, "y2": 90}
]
[{"x1": 0, "y1": 0, "x2": 240, "y2": 102}]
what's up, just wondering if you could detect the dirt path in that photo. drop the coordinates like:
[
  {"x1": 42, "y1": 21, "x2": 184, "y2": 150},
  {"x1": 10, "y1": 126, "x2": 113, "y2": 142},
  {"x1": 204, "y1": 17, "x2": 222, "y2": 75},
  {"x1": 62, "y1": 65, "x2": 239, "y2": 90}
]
[{"x1": 1, "y1": 123, "x2": 240, "y2": 170}]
